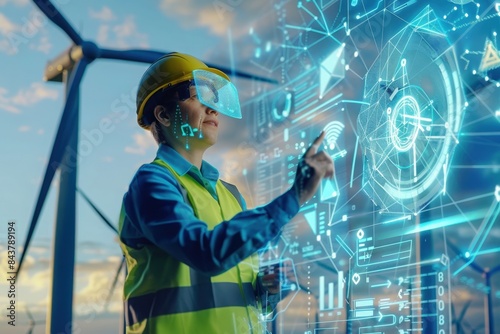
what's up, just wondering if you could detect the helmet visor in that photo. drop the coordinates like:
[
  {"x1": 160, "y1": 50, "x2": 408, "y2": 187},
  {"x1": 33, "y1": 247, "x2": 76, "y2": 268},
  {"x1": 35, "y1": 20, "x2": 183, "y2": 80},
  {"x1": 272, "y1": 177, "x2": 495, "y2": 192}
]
[{"x1": 192, "y1": 69, "x2": 242, "y2": 119}]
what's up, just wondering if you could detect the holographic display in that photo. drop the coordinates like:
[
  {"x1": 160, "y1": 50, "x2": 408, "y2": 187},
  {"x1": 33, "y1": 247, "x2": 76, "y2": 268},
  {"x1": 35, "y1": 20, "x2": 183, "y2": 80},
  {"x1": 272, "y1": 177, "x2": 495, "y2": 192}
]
[{"x1": 231, "y1": 0, "x2": 499, "y2": 333}]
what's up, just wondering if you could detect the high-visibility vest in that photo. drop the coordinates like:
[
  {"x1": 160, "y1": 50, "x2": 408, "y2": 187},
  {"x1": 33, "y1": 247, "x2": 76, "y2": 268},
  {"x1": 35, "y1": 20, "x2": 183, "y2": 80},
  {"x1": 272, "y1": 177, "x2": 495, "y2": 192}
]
[{"x1": 119, "y1": 158, "x2": 262, "y2": 334}]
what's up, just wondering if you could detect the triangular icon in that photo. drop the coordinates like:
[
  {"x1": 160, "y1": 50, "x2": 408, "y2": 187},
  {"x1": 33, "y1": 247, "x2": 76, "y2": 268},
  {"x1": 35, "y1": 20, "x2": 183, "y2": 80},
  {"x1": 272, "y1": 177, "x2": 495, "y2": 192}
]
[
  {"x1": 409, "y1": 5, "x2": 446, "y2": 36},
  {"x1": 304, "y1": 211, "x2": 317, "y2": 234},
  {"x1": 321, "y1": 178, "x2": 338, "y2": 202},
  {"x1": 479, "y1": 39, "x2": 500, "y2": 72},
  {"x1": 319, "y1": 45, "x2": 345, "y2": 99}
]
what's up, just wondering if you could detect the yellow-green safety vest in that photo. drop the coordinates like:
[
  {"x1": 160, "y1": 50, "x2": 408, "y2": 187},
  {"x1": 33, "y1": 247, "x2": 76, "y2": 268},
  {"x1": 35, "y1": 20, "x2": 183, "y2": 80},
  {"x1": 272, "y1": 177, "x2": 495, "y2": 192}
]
[{"x1": 119, "y1": 158, "x2": 262, "y2": 334}]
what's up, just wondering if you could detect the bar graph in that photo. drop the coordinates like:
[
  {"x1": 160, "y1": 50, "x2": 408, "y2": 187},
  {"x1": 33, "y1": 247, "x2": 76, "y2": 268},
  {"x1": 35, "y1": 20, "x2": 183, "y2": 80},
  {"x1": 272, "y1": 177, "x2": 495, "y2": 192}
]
[{"x1": 319, "y1": 271, "x2": 344, "y2": 311}]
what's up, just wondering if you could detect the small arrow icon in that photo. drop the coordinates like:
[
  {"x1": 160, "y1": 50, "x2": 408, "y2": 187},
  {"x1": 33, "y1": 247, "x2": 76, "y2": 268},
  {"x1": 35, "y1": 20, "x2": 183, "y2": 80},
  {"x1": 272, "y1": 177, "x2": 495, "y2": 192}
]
[
  {"x1": 387, "y1": 279, "x2": 392, "y2": 288},
  {"x1": 378, "y1": 311, "x2": 383, "y2": 322},
  {"x1": 398, "y1": 288, "x2": 403, "y2": 299}
]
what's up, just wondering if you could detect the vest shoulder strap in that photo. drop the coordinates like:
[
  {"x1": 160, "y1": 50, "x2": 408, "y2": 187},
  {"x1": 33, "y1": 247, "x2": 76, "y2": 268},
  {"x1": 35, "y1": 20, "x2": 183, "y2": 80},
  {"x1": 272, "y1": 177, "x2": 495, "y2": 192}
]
[
  {"x1": 219, "y1": 179, "x2": 243, "y2": 209},
  {"x1": 151, "y1": 159, "x2": 243, "y2": 209}
]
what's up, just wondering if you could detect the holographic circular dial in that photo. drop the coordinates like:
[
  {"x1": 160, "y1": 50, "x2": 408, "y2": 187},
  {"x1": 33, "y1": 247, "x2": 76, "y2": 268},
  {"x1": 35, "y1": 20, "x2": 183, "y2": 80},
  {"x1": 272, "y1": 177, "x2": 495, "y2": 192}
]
[{"x1": 357, "y1": 26, "x2": 465, "y2": 213}]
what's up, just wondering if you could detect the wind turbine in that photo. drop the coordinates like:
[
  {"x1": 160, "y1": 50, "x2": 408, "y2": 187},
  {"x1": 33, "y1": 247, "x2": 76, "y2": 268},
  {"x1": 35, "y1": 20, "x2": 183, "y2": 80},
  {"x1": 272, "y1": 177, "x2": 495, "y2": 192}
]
[
  {"x1": 17, "y1": 1, "x2": 276, "y2": 333},
  {"x1": 447, "y1": 239, "x2": 500, "y2": 334}
]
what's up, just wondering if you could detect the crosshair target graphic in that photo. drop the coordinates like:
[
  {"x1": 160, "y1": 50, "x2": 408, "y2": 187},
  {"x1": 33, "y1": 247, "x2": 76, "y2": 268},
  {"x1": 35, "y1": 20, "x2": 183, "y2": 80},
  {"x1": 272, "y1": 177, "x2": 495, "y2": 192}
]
[{"x1": 357, "y1": 8, "x2": 466, "y2": 213}]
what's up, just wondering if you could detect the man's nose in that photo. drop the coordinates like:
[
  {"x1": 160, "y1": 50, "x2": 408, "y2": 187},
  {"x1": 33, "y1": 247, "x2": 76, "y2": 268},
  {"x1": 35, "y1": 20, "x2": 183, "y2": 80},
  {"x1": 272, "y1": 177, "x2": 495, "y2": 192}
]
[{"x1": 206, "y1": 106, "x2": 218, "y2": 115}]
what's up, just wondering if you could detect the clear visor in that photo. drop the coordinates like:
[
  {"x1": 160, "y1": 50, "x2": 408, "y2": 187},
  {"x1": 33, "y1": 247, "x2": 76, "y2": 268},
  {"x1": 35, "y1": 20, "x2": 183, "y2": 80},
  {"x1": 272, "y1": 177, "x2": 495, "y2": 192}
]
[{"x1": 192, "y1": 69, "x2": 242, "y2": 119}]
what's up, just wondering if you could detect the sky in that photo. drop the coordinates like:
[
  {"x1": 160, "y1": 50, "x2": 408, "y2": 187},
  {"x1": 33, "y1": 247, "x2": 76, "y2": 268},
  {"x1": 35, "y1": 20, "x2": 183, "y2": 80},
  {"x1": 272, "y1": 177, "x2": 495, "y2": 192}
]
[
  {"x1": 0, "y1": 0, "x2": 499, "y2": 333},
  {"x1": 0, "y1": 1, "x2": 273, "y2": 332}
]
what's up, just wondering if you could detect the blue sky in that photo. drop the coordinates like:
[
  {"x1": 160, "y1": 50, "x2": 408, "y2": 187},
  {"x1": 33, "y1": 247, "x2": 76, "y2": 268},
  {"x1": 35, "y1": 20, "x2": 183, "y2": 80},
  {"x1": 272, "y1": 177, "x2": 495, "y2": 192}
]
[{"x1": 0, "y1": 1, "x2": 272, "y2": 332}]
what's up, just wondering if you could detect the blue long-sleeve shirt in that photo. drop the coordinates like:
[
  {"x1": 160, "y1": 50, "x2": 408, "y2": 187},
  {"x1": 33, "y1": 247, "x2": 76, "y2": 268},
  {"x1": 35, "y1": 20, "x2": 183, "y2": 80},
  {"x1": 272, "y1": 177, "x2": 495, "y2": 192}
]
[{"x1": 120, "y1": 144, "x2": 300, "y2": 275}]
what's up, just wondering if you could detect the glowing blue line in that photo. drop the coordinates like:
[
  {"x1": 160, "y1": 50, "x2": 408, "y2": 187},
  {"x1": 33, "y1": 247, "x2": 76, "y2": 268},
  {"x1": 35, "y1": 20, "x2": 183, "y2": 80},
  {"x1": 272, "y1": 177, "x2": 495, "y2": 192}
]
[
  {"x1": 292, "y1": 93, "x2": 343, "y2": 124},
  {"x1": 475, "y1": 247, "x2": 500, "y2": 256},
  {"x1": 335, "y1": 235, "x2": 354, "y2": 257},
  {"x1": 341, "y1": 100, "x2": 370, "y2": 105},
  {"x1": 382, "y1": 215, "x2": 412, "y2": 224},
  {"x1": 405, "y1": 209, "x2": 486, "y2": 235},
  {"x1": 281, "y1": 44, "x2": 309, "y2": 50},
  {"x1": 350, "y1": 136, "x2": 358, "y2": 188},
  {"x1": 331, "y1": 150, "x2": 347, "y2": 160},
  {"x1": 296, "y1": 84, "x2": 318, "y2": 99},
  {"x1": 469, "y1": 202, "x2": 500, "y2": 252},
  {"x1": 355, "y1": 0, "x2": 384, "y2": 20},
  {"x1": 294, "y1": 99, "x2": 320, "y2": 116},
  {"x1": 454, "y1": 204, "x2": 500, "y2": 276}
]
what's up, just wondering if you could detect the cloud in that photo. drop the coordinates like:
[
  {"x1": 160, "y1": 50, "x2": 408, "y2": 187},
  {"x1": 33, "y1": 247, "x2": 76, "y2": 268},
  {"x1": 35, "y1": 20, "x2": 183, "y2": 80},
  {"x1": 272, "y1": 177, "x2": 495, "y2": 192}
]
[
  {"x1": 11, "y1": 82, "x2": 59, "y2": 106},
  {"x1": 0, "y1": 12, "x2": 17, "y2": 34},
  {"x1": 0, "y1": 0, "x2": 29, "y2": 6},
  {"x1": 18, "y1": 125, "x2": 30, "y2": 132},
  {"x1": 89, "y1": 6, "x2": 116, "y2": 21},
  {"x1": 96, "y1": 15, "x2": 148, "y2": 49},
  {"x1": 124, "y1": 132, "x2": 156, "y2": 155},
  {"x1": 0, "y1": 87, "x2": 20, "y2": 113},
  {"x1": 30, "y1": 34, "x2": 52, "y2": 54},
  {"x1": 159, "y1": 0, "x2": 235, "y2": 36},
  {"x1": 0, "y1": 244, "x2": 124, "y2": 322},
  {"x1": 0, "y1": 10, "x2": 51, "y2": 55}
]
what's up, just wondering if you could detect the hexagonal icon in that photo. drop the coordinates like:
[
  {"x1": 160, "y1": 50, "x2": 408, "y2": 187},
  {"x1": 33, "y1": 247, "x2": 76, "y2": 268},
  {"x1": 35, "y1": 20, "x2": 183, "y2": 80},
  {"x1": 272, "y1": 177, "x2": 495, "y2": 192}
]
[{"x1": 357, "y1": 6, "x2": 465, "y2": 213}]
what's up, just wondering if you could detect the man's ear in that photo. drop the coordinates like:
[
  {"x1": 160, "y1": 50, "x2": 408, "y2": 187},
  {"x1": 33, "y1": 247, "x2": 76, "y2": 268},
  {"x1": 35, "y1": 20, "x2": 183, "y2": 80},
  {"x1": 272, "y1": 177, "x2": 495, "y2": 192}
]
[{"x1": 153, "y1": 105, "x2": 170, "y2": 127}]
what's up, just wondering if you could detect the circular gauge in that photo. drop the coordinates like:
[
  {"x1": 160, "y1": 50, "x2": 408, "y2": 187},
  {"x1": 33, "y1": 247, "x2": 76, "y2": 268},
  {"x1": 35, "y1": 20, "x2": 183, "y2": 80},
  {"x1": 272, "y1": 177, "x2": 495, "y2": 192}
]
[{"x1": 357, "y1": 26, "x2": 465, "y2": 213}]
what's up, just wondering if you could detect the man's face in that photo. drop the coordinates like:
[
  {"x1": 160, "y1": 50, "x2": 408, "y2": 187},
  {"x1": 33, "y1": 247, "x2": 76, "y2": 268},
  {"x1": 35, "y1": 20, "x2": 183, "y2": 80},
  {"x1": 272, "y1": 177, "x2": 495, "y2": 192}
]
[{"x1": 175, "y1": 85, "x2": 220, "y2": 148}]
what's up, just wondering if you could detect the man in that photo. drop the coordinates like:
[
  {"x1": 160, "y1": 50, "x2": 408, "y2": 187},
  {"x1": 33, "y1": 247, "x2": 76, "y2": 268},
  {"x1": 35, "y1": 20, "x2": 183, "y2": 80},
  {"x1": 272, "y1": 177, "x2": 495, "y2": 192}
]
[{"x1": 118, "y1": 52, "x2": 334, "y2": 333}]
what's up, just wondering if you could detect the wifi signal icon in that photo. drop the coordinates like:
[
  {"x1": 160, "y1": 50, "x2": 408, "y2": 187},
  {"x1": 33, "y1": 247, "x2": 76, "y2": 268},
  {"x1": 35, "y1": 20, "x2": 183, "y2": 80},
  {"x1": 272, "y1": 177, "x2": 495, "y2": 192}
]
[{"x1": 323, "y1": 121, "x2": 345, "y2": 150}]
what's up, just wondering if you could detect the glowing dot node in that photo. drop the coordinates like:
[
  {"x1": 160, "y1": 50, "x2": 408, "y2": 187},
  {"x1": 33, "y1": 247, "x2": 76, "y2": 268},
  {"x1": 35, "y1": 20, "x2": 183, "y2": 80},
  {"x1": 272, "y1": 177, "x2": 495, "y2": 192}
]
[
  {"x1": 354, "y1": 51, "x2": 359, "y2": 57},
  {"x1": 443, "y1": 15, "x2": 447, "y2": 19},
  {"x1": 465, "y1": 251, "x2": 470, "y2": 258},
  {"x1": 464, "y1": 13, "x2": 468, "y2": 18},
  {"x1": 401, "y1": 58, "x2": 406, "y2": 67},
  {"x1": 472, "y1": 70, "x2": 477, "y2": 75},
  {"x1": 345, "y1": 65, "x2": 350, "y2": 70}
]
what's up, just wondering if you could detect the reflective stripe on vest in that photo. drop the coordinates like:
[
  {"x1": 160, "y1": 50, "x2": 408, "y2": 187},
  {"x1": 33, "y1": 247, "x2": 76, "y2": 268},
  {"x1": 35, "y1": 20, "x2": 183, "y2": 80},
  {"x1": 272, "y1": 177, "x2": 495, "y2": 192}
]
[{"x1": 125, "y1": 282, "x2": 256, "y2": 326}]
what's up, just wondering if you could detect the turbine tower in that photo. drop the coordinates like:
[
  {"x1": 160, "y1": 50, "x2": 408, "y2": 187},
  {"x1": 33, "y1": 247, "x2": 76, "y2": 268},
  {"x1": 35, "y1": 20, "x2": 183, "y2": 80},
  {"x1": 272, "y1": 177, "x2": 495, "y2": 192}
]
[{"x1": 17, "y1": 1, "x2": 276, "y2": 333}]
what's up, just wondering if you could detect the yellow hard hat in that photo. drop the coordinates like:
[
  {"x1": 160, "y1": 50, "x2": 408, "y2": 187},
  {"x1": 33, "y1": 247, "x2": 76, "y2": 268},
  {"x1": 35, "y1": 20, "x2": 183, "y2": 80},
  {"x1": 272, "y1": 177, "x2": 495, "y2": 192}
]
[{"x1": 136, "y1": 52, "x2": 230, "y2": 129}]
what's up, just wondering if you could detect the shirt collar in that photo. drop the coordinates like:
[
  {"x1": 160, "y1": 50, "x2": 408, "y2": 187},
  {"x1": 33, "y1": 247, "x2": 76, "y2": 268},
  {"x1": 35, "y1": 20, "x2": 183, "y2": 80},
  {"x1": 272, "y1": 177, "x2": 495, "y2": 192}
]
[{"x1": 156, "y1": 143, "x2": 219, "y2": 181}]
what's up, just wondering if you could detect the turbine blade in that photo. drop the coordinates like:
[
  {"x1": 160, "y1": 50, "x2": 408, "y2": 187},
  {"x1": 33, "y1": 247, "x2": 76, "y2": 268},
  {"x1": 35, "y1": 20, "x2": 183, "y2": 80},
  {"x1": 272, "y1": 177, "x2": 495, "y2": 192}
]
[
  {"x1": 99, "y1": 48, "x2": 165, "y2": 63},
  {"x1": 17, "y1": 58, "x2": 89, "y2": 277},
  {"x1": 458, "y1": 300, "x2": 471, "y2": 321},
  {"x1": 104, "y1": 257, "x2": 126, "y2": 311},
  {"x1": 99, "y1": 48, "x2": 278, "y2": 84},
  {"x1": 76, "y1": 187, "x2": 118, "y2": 234},
  {"x1": 32, "y1": 0, "x2": 83, "y2": 45}
]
